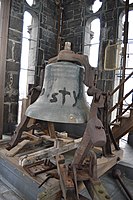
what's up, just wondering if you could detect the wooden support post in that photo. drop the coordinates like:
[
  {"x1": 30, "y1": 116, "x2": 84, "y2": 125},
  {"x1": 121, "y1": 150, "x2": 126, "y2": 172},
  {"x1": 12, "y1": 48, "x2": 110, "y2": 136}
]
[
  {"x1": 56, "y1": 155, "x2": 76, "y2": 200},
  {"x1": 48, "y1": 122, "x2": 56, "y2": 139},
  {"x1": 0, "y1": 0, "x2": 11, "y2": 138}
]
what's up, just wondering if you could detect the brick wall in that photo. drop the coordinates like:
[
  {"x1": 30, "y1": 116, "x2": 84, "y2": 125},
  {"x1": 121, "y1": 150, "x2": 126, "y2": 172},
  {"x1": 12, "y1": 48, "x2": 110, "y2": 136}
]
[
  {"x1": 3, "y1": 0, "x2": 125, "y2": 133},
  {"x1": 62, "y1": 0, "x2": 85, "y2": 53},
  {"x1": 97, "y1": 0, "x2": 124, "y2": 93},
  {"x1": 3, "y1": 0, "x2": 23, "y2": 133},
  {"x1": 61, "y1": 0, "x2": 94, "y2": 53},
  {"x1": 34, "y1": 0, "x2": 59, "y2": 85},
  {"x1": 3, "y1": 0, "x2": 59, "y2": 133},
  {"x1": 38, "y1": 0, "x2": 58, "y2": 61}
]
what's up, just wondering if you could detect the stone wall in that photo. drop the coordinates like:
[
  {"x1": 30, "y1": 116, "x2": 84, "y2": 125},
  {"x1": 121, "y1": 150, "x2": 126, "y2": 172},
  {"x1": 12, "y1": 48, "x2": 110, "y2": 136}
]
[
  {"x1": 62, "y1": 0, "x2": 86, "y2": 53},
  {"x1": 3, "y1": 0, "x2": 127, "y2": 133},
  {"x1": 3, "y1": 0, "x2": 59, "y2": 134},
  {"x1": 35, "y1": 0, "x2": 59, "y2": 85},
  {"x1": 4, "y1": 0, "x2": 24, "y2": 133},
  {"x1": 38, "y1": 0, "x2": 58, "y2": 60},
  {"x1": 97, "y1": 0, "x2": 125, "y2": 93}
]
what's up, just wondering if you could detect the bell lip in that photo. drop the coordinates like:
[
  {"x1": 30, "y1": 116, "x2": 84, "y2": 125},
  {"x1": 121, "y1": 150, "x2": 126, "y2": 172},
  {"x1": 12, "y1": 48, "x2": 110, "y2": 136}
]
[
  {"x1": 25, "y1": 114, "x2": 88, "y2": 124},
  {"x1": 25, "y1": 108, "x2": 89, "y2": 124}
]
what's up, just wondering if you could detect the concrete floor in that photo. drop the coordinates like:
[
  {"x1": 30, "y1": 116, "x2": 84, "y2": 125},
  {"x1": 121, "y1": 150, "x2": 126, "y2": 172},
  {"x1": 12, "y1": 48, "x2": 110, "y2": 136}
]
[
  {"x1": 0, "y1": 138, "x2": 133, "y2": 200},
  {"x1": 100, "y1": 137, "x2": 133, "y2": 200},
  {"x1": 0, "y1": 176, "x2": 24, "y2": 200},
  {"x1": 119, "y1": 137, "x2": 133, "y2": 167}
]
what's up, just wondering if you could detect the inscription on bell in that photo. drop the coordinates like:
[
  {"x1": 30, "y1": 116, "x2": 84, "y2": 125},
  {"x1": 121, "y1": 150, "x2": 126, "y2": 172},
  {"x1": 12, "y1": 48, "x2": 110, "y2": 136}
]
[{"x1": 44, "y1": 87, "x2": 79, "y2": 107}]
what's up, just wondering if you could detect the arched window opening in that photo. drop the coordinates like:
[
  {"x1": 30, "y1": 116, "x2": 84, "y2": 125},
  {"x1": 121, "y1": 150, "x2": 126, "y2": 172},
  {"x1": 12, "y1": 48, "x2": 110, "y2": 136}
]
[
  {"x1": 18, "y1": 11, "x2": 32, "y2": 123},
  {"x1": 84, "y1": 18, "x2": 100, "y2": 67},
  {"x1": 84, "y1": 18, "x2": 100, "y2": 105},
  {"x1": 123, "y1": 0, "x2": 133, "y2": 3},
  {"x1": 26, "y1": 0, "x2": 34, "y2": 6},
  {"x1": 18, "y1": 10, "x2": 38, "y2": 123},
  {"x1": 92, "y1": 0, "x2": 102, "y2": 13},
  {"x1": 84, "y1": 18, "x2": 100, "y2": 104},
  {"x1": 27, "y1": 14, "x2": 38, "y2": 89},
  {"x1": 89, "y1": 19, "x2": 100, "y2": 67}
]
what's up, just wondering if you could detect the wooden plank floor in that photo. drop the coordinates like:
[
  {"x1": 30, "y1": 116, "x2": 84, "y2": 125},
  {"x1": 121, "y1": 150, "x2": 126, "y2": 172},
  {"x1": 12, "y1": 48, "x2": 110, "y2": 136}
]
[{"x1": 0, "y1": 139, "x2": 123, "y2": 200}]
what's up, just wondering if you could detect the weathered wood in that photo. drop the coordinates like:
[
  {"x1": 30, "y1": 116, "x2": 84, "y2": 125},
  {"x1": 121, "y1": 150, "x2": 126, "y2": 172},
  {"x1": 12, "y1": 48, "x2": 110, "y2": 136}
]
[
  {"x1": 38, "y1": 190, "x2": 61, "y2": 200},
  {"x1": 37, "y1": 178, "x2": 61, "y2": 200},
  {"x1": 0, "y1": 144, "x2": 123, "y2": 200},
  {"x1": 41, "y1": 135, "x2": 56, "y2": 142},
  {"x1": 21, "y1": 98, "x2": 30, "y2": 120},
  {"x1": 19, "y1": 138, "x2": 82, "y2": 166},
  {"x1": 23, "y1": 131, "x2": 41, "y2": 141},
  {"x1": 36, "y1": 150, "x2": 122, "y2": 200},
  {"x1": 6, "y1": 140, "x2": 30, "y2": 157},
  {"x1": 97, "y1": 149, "x2": 123, "y2": 177},
  {"x1": 41, "y1": 134, "x2": 74, "y2": 147},
  {"x1": 79, "y1": 194, "x2": 89, "y2": 200},
  {"x1": 112, "y1": 115, "x2": 133, "y2": 140},
  {"x1": 27, "y1": 118, "x2": 36, "y2": 134},
  {"x1": 48, "y1": 122, "x2": 56, "y2": 139},
  {"x1": 8, "y1": 116, "x2": 30, "y2": 149},
  {"x1": 0, "y1": 139, "x2": 11, "y2": 146},
  {"x1": 89, "y1": 179, "x2": 112, "y2": 200},
  {"x1": 56, "y1": 155, "x2": 75, "y2": 200},
  {"x1": 0, "y1": 0, "x2": 11, "y2": 138}
]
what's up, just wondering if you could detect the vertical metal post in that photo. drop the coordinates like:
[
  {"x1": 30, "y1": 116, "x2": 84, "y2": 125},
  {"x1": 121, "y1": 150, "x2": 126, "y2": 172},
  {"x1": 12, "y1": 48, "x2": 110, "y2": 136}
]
[
  {"x1": 118, "y1": 0, "x2": 129, "y2": 116},
  {"x1": 0, "y1": 0, "x2": 11, "y2": 138}
]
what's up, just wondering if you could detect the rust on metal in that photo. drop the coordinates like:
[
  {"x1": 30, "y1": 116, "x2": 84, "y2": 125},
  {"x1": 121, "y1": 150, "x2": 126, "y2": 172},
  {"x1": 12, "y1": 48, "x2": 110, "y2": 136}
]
[
  {"x1": 56, "y1": 154, "x2": 76, "y2": 200},
  {"x1": 24, "y1": 158, "x2": 56, "y2": 177},
  {"x1": 48, "y1": 44, "x2": 97, "y2": 88}
]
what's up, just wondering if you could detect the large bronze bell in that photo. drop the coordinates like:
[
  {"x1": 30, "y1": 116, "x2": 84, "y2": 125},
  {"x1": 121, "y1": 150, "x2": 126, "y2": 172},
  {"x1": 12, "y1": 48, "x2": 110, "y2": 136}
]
[{"x1": 25, "y1": 61, "x2": 90, "y2": 123}]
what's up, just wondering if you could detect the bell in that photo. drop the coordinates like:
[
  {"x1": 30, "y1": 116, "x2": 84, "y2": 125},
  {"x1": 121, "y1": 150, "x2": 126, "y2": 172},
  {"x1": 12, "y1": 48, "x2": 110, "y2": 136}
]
[{"x1": 25, "y1": 61, "x2": 90, "y2": 123}]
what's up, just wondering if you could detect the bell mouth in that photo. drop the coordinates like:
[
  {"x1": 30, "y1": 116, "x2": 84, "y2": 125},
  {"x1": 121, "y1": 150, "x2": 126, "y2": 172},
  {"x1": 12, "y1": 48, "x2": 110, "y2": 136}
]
[
  {"x1": 25, "y1": 102, "x2": 89, "y2": 124},
  {"x1": 54, "y1": 122, "x2": 87, "y2": 138}
]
